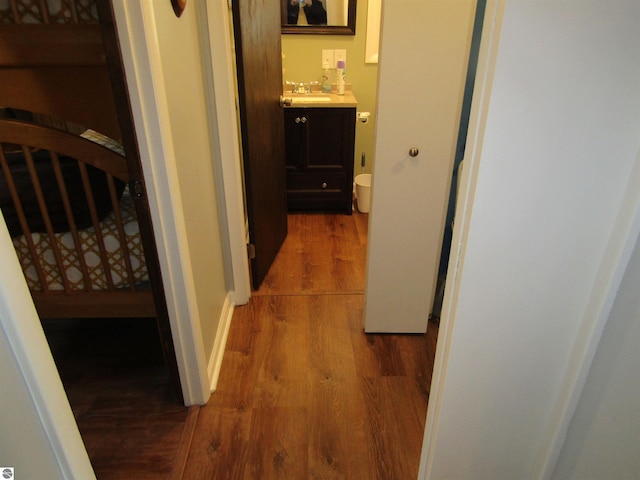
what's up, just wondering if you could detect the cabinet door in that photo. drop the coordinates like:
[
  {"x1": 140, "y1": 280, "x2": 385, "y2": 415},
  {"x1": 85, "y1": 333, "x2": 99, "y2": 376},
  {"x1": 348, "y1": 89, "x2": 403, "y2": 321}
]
[
  {"x1": 305, "y1": 108, "x2": 355, "y2": 172},
  {"x1": 285, "y1": 107, "x2": 355, "y2": 214},
  {"x1": 284, "y1": 108, "x2": 304, "y2": 173}
]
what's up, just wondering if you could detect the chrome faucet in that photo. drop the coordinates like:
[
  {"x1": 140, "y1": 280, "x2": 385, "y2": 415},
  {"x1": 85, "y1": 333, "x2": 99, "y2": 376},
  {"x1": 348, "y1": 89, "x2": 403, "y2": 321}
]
[{"x1": 285, "y1": 81, "x2": 319, "y2": 94}]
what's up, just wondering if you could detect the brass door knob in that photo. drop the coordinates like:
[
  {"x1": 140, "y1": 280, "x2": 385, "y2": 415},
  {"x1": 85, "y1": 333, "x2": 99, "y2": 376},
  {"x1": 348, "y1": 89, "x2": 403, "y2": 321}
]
[{"x1": 280, "y1": 95, "x2": 292, "y2": 107}]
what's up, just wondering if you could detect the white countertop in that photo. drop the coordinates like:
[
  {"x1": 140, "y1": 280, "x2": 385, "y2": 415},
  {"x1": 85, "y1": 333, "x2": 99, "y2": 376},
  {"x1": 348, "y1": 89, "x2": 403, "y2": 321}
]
[{"x1": 283, "y1": 88, "x2": 357, "y2": 108}]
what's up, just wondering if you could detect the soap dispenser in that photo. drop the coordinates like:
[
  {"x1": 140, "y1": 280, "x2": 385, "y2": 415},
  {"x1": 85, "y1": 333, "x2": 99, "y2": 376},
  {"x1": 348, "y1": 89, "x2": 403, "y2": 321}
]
[{"x1": 321, "y1": 60, "x2": 332, "y2": 93}]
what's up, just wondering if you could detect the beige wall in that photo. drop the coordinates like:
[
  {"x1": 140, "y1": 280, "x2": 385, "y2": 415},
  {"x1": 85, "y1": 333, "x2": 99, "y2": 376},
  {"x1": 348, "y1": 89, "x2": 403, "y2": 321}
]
[
  {"x1": 281, "y1": 0, "x2": 378, "y2": 175},
  {"x1": 152, "y1": 3, "x2": 228, "y2": 355}
]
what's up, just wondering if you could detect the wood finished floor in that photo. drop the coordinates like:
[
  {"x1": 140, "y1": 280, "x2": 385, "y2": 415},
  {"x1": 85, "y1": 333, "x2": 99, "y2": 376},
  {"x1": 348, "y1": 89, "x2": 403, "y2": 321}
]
[
  {"x1": 254, "y1": 212, "x2": 370, "y2": 296},
  {"x1": 46, "y1": 211, "x2": 439, "y2": 479},
  {"x1": 42, "y1": 317, "x2": 189, "y2": 479}
]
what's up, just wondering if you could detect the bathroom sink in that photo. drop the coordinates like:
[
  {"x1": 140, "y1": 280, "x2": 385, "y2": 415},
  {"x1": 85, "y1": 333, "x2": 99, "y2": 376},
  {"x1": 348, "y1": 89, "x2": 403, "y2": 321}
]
[{"x1": 290, "y1": 96, "x2": 332, "y2": 104}]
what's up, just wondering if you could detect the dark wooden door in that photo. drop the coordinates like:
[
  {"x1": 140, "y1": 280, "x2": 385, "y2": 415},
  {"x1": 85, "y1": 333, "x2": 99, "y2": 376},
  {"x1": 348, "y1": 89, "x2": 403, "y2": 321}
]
[{"x1": 232, "y1": 0, "x2": 288, "y2": 290}]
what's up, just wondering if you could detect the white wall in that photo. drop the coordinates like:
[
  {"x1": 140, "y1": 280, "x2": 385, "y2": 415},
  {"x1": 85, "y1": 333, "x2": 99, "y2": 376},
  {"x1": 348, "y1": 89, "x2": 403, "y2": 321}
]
[
  {"x1": 112, "y1": 1, "x2": 239, "y2": 402},
  {"x1": 0, "y1": 329, "x2": 65, "y2": 480},
  {"x1": 0, "y1": 220, "x2": 95, "y2": 479},
  {"x1": 552, "y1": 232, "x2": 640, "y2": 479},
  {"x1": 421, "y1": 1, "x2": 640, "y2": 478},
  {"x1": 151, "y1": 1, "x2": 228, "y2": 361}
]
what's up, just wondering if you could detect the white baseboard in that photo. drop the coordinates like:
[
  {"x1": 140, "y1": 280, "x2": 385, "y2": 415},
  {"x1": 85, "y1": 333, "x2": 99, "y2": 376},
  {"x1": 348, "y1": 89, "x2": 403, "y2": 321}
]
[{"x1": 207, "y1": 292, "x2": 235, "y2": 392}]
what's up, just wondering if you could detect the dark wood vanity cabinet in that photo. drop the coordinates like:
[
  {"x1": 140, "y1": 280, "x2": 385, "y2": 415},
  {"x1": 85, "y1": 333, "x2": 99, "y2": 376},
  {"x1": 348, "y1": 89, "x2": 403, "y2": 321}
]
[{"x1": 284, "y1": 107, "x2": 356, "y2": 214}]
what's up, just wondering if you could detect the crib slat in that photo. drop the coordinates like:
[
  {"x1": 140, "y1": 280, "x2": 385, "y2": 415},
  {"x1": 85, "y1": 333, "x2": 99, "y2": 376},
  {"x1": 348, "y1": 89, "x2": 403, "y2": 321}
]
[
  {"x1": 23, "y1": 147, "x2": 72, "y2": 291},
  {"x1": 77, "y1": 161, "x2": 115, "y2": 290},
  {"x1": 69, "y1": 0, "x2": 80, "y2": 23},
  {"x1": 0, "y1": 146, "x2": 49, "y2": 291},
  {"x1": 38, "y1": 0, "x2": 50, "y2": 23},
  {"x1": 51, "y1": 152, "x2": 93, "y2": 291},
  {"x1": 9, "y1": 0, "x2": 20, "y2": 24},
  {"x1": 108, "y1": 175, "x2": 137, "y2": 291}
]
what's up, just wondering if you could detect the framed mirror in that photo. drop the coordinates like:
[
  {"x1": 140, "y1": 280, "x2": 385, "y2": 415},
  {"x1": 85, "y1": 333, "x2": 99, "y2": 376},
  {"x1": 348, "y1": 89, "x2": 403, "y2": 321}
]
[{"x1": 282, "y1": 0, "x2": 357, "y2": 35}]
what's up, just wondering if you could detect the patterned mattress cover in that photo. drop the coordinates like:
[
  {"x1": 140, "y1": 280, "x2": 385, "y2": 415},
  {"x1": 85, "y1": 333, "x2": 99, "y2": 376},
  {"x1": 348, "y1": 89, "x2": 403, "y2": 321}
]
[
  {"x1": 10, "y1": 129, "x2": 148, "y2": 291},
  {"x1": 13, "y1": 188, "x2": 148, "y2": 291}
]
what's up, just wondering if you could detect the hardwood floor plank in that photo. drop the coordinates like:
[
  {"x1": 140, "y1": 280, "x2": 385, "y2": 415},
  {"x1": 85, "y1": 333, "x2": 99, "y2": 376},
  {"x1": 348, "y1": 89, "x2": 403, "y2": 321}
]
[
  {"x1": 306, "y1": 296, "x2": 364, "y2": 478},
  {"x1": 307, "y1": 295, "x2": 359, "y2": 382},
  {"x1": 353, "y1": 210, "x2": 369, "y2": 248},
  {"x1": 360, "y1": 376, "x2": 430, "y2": 480},
  {"x1": 351, "y1": 333, "x2": 409, "y2": 377},
  {"x1": 245, "y1": 407, "x2": 309, "y2": 480},
  {"x1": 394, "y1": 324, "x2": 439, "y2": 381},
  {"x1": 252, "y1": 296, "x2": 310, "y2": 408},
  {"x1": 181, "y1": 407, "x2": 253, "y2": 479},
  {"x1": 169, "y1": 406, "x2": 201, "y2": 480},
  {"x1": 255, "y1": 213, "x2": 367, "y2": 296}
]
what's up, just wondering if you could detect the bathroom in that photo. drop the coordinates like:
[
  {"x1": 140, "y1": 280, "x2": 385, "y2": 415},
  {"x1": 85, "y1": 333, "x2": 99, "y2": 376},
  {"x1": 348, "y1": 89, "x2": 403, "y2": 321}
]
[{"x1": 280, "y1": 0, "x2": 378, "y2": 210}]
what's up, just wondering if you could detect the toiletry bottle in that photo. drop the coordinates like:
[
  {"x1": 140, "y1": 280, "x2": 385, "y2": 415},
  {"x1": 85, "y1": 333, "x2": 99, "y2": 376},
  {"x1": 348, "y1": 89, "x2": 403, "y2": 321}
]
[
  {"x1": 336, "y1": 59, "x2": 345, "y2": 95},
  {"x1": 322, "y1": 60, "x2": 332, "y2": 93}
]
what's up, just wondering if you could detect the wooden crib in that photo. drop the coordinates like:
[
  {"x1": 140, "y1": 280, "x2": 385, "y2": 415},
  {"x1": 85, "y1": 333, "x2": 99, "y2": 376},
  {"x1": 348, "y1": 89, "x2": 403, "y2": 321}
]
[{"x1": 0, "y1": 0, "x2": 182, "y2": 401}]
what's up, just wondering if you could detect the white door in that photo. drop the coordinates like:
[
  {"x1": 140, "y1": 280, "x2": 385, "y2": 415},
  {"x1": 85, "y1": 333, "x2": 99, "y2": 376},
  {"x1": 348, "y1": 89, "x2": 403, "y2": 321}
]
[{"x1": 364, "y1": 0, "x2": 477, "y2": 332}]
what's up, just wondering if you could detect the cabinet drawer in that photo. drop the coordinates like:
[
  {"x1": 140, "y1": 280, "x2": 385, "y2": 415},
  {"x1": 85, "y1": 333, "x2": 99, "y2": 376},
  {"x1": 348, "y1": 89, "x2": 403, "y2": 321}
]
[
  {"x1": 287, "y1": 173, "x2": 347, "y2": 193},
  {"x1": 287, "y1": 173, "x2": 351, "y2": 213}
]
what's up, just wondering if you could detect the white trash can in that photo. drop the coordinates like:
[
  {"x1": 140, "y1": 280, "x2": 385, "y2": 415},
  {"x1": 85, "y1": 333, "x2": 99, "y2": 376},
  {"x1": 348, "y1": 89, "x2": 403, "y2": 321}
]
[{"x1": 354, "y1": 174, "x2": 372, "y2": 213}]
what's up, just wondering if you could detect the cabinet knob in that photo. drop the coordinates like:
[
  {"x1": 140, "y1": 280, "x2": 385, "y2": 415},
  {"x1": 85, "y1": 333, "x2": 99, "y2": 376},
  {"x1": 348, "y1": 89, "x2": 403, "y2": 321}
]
[
  {"x1": 409, "y1": 147, "x2": 419, "y2": 157},
  {"x1": 295, "y1": 117, "x2": 301, "y2": 124},
  {"x1": 301, "y1": 116, "x2": 307, "y2": 124},
  {"x1": 321, "y1": 182, "x2": 328, "y2": 189}
]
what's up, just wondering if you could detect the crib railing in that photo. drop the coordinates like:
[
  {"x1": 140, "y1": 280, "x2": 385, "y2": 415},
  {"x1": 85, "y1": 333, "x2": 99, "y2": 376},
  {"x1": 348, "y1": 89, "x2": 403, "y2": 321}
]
[{"x1": 0, "y1": 119, "x2": 154, "y2": 317}]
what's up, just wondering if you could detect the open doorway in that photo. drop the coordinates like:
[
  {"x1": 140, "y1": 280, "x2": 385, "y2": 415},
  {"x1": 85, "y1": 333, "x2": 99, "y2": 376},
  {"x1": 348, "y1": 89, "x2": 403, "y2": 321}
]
[
  {"x1": 230, "y1": 0, "x2": 488, "y2": 319},
  {"x1": 207, "y1": 3, "x2": 438, "y2": 477},
  {"x1": 232, "y1": 0, "x2": 369, "y2": 293}
]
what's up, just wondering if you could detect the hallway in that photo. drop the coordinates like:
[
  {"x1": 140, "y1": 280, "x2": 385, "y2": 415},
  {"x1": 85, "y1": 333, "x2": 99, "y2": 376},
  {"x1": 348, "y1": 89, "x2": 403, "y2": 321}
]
[
  {"x1": 180, "y1": 212, "x2": 438, "y2": 478},
  {"x1": 50, "y1": 212, "x2": 438, "y2": 478}
]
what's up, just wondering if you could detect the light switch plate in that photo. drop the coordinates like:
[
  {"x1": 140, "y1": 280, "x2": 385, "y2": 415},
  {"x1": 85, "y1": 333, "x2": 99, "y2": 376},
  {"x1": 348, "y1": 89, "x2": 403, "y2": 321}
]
[
  {"x1": 322, "y1": 49, "x2": 335, "y2": 69},
  {"x1": 334, "y1": 49, "x2": 347, "y2": 67}
]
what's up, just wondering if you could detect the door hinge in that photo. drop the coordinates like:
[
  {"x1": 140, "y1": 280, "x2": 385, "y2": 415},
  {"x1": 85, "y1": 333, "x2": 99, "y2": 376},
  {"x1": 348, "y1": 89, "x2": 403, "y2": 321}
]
[
  {"x1": 130, "y1": 179, "x2": 145, "y2": 199},
  {"x1": 247, "y1": 243, "x2": 256, "y2": 259}
]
